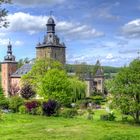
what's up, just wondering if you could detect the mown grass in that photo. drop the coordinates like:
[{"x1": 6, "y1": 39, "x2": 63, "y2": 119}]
[{"x1": 0, "y1": 110, "x2": 140, "y2": 140}]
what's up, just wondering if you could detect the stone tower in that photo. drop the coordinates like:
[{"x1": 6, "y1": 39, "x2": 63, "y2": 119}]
[
  {"x1": 85, "y1": 60, "x2": 104, "y2": 97},
  {"x1": 1, "y1": 42, "x2": 17, "y2": 97},
  {"x1": 94, "y1": 60, "x2": 104, "y2": 93},
  {"x1": 36, "y1": 16, "x2": 66, "y2": 65}
]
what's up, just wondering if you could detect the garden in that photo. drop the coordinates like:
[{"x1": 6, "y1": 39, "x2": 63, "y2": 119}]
[
  {"x1": 0, "y1": 88, "x2": 140, "y2": 140},
  {"x1": 0, "y1": 59, "x2": 140, "y2": 140}
]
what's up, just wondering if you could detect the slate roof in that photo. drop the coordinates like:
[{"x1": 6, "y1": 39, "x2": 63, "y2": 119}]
[{"x1": 11, "y1": 63, "x2": 32, "y2": 78}]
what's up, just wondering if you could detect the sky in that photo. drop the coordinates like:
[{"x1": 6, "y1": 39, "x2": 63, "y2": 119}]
[{"x1": 0, "y1": 0, "x2": 140, "y2": 67}]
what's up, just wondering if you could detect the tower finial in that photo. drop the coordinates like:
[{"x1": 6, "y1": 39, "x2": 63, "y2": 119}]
[
  {"x1": 46, "y1": 11, "x2": 55, "y2": 34},
  {"x1": 8, "y1": 38, "x2": 11, "y2": 45},
  {"x1": 50, "y1": 10, "x2": 53, "y2": 17},
  {"x1": 37, "y1": 37, "x2": 41, "y2": 46}
]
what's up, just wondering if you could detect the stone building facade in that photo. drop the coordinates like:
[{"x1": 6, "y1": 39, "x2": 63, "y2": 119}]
[
  {"x1": 36, "y1": 17, "x2": 66, "y2": 65},
  {"x1": 85, "y1": 61, "x2": 104, "y2": 97}
]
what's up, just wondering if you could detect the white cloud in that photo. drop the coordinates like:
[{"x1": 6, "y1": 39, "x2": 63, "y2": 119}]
[
  {"x1": 0, "y1": 38, "x2": 23, "y2": 47},
  {"x1": 5, "y1": 12, "x2": 47, "y2": 34},
  {"x1": 57, "y1": 21, "x2": 104, "y2": 39},
  {"x1": 96, "y1": 7, "x2": 119, "y2": 20},
  {"x1": 13, "y1": 0, "x2": 65, "y2": 6},
  {"x1": 121, "y1": 19, "x2": 140, "y2": 38},
  {"x1": 119, "y1": 49, "x2": 138, "y2": 54},
  {"x1": 0, "y1": 33, "x2": 6, "y2": 37},
  {"x1": 86, "y1": 3, "x2": 120, "y2": 21},
  {"x1": 3, "y1": 12, "x2": 104, "y2": 39},
  {"x1": 66, "y1": 54, "x2": 97, "y2": 64},
  {"x1": 106, "y1": 53, "x2": 113, "y2": 59},
  {"x1": 66, "y1": 52, "x2": 136, "y2": 67},
  {"x1": 14, "y1": 40, "x2": 24, "y2": 46},
  {"x1": 0, "y1": 38, "x2": 9, "y2": 46}
]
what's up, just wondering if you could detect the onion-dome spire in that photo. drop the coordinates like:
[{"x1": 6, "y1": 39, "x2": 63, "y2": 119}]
[
  {"x1": 46, "y1": 12, "x2": 55, "y2": 34},
  {"x1": 7, "y1": 41, "x2": 12, "y2": 55},
  {"x1": 4, "y1": 42, "x2": 15, "y2": 62}
]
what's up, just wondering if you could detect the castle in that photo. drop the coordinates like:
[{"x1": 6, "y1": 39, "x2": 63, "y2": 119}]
[{"x1": 1, "y1": 16, "x2": 104, "y2": 97}]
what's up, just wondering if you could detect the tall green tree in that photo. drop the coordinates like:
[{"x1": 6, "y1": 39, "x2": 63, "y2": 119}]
[
  {"x1": 18, "y1": 57, "x2": 30, "y2": 68},
  {"x1": 39, "y1": 69, "x2": 72, "y2": 104},
  {"x1": 69, "y1": 77, "x2": 86, "y2": 102},
  {"x1": 74, "y1": 62, "x2": 89, "y2": 80},
  {"x1": 0, "y1": 0, "x2": 11, "y2": 28},
  {"x1": 21, "y1": 59, "x2": 64, "y2": 91},
  {"x1": 106, "y1": 59, "x2": 140, "y2": 123},
  {"x1": 39, "y1": 69, "x2": 86, "y2": 104}
]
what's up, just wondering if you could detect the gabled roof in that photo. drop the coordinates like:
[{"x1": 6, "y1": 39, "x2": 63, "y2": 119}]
[{"x1": 11, "y1": 63, "x2": 32, "y2": 78}]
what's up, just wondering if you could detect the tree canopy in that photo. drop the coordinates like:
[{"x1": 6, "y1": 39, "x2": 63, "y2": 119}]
[
  {"x1": 18, "y1": 58, "x2": 30, "y2": 68},
  {"x1": 106, "y1": 59, "x2": 140, "y2": 123},
  {"x1": 21, "y1": 59, "x2": 86, "y2": 105},
  {"x1": 0, "y1": 0, "x2": 11, "y2": 28},
  {"x1": 68, "y1": 77, "x2": 86, "y2": 102},
  {"x1": 21, "y1": 58, "x2": 63, "y2": 90},
  {"x1": 65, "y1": 64, "x2": 120, "y2": 79},
  {"x1": 39, "y1": 69, "x2": 72, "y2": 104}
]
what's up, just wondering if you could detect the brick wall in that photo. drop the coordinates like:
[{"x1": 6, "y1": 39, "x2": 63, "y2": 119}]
[{"x1": 1, "y1": 62, "x2": 17, "y2": 96}]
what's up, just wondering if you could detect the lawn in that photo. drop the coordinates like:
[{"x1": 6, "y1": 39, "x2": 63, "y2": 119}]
[{"x1": 0, "y1": 111, "x2": 140, "y2": 140}]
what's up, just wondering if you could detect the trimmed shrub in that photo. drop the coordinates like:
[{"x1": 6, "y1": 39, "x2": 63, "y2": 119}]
[
  {"x1": 36, "y1": 107, "x2": 43, "y2": 115},
  {"x1": 77, "y1": 109, "x2": 86, "y2": 116},
  {"x1": 25, "y1": 100, "x2": 39, "y2": 115},
  {"x1": 60, "y1": 108, "x2": 78, "y2": 118},
  {"x1": 86, "y1": 108, "x2": 94, "y2": 120},
  {"x1": 91, "y1": 95, "x2": 106, "y2": 105},
  {"x1": 42, "y1": 100, "x2": 59, "y2": 116},
  {"x1": 100, "y1": 114, "x2": 109, "y2": 121},
  {"x1": 108, "y1": 113, "x2": 116, "y2": 121},
  {"x1": 100, "y1": 113, "x2": 116, "y2": 121},
  {"x1": 9, "y1": 96, "x2": 24, "y2": 112},
  {"x1": 0, "y1": 95, "x2": 9, "y2": 109},
  {"x1": 20, "y1": 84, "x2": 36, "y2": 100},
  {"x1": 122, "y1": 115, "x2": 128, "y2": 122},
  {"x1": 19, "y1": 105, "x2": 27, "y2": 114},
  {"x1": 77, "y1": 99, "x2": 91, "y2": 109}
]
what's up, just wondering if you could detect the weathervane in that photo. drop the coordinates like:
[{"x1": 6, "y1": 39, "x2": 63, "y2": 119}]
[
  {"x1": 38, "y1": 37, "x2": 41, "y2": 45},
  {"x1": 8, "y1": 38, "x2": 11, "y2": 45},
  {"x1": 50, "y1": 10, "x2": 53, "y2": 17}
]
